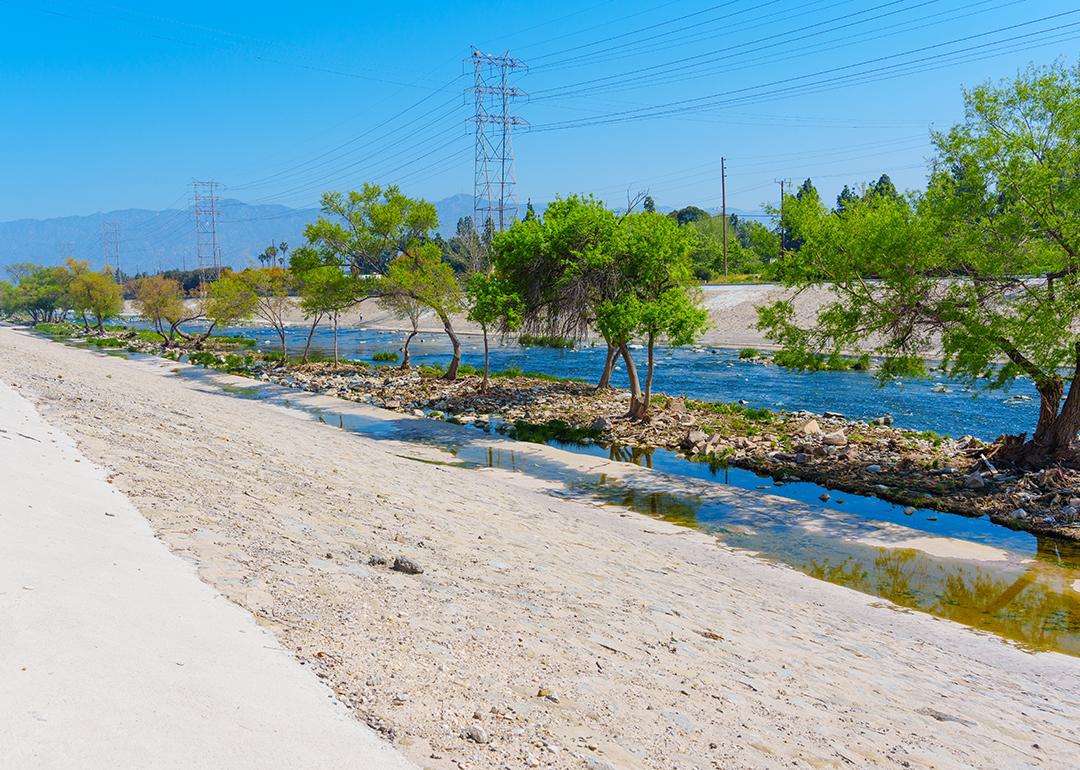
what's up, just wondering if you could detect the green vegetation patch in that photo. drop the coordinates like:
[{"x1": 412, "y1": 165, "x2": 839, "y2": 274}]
[
  {"x1": 85, "y1": 336, "x2": 127, "y2": 348},
  {"x1": 34, "y1": 322, "x2": 82, "y2": 337},
  {"x1": 372, "y1": 350, "x2": 399, "y2": 362},
  {"x1": 518, "y1": 334, "x2": 576, "y2": 349}
]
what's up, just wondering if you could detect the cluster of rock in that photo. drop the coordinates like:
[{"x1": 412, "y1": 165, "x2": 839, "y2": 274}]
[{"x1": 242, "y1": 361, "x2": 1080, "y2": 540}]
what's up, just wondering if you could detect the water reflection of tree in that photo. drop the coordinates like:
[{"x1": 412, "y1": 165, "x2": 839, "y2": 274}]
[
  {"x1": 936, "y1": 567, "x2": 1079, "y2": 653},
  {"x1": 807, "y1": 549, "x2": 1079, "y2": 654},
  {"x1": 608, "y1": 445, "x2": 654, "y2": 469}
]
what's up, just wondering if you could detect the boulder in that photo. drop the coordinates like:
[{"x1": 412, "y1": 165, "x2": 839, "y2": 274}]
[
  {"x1": 591, "y1": 416, "x2": 612, "y2": 433},
  {"x1": 821, "y1": 431, "x2": 847, "y2": 447},
  {"x1": 682, "y1": 429, "x2": 707, "y2": 449},
  {"x1": 963, "y1": 472, "x2": 986, "y2": 490},
  {"x1": 799, "y1": 419, "x2": 821, "y2": 436}
]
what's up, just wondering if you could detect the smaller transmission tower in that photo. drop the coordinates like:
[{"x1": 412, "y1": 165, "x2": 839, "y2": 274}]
[
  {"x1": 469, "y1": 49, "x2": 526, "y2": 233},
  {"x1": 192, "y1": 180, "x2": 223, "y2": 278},
  {"x1": 101, "y1": 222, "x2": 122, "y2": 278}
]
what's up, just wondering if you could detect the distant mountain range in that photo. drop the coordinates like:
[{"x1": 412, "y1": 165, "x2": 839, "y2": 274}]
[{"x1": 0, "y1": 193, "x2": 759, "y2": 276}]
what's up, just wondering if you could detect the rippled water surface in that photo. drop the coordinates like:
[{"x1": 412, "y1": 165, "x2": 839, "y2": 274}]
[{"x1": 176, "y1": 321, "x2": 1041, "y2": 441}]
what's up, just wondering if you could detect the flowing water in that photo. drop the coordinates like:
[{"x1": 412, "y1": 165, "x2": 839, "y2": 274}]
[{"x1": 171, "y1": 322, "x2": 1041, "y2": 441}]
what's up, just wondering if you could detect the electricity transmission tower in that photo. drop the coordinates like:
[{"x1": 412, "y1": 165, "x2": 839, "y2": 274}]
[
  {"x1": 101, "y1": 222, "x2": 121, "y2": 278},
  {"x1": 469, "y1": 49, "x2": 526, "y2": 233},
  {"x1": 192, "y1": 180, "x2": 223, "y2": 278}
]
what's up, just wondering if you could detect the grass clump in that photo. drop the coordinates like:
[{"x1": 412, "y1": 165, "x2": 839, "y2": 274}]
[
  {"x1": 85, "y1": 336, "x2": 126, "y2": 348},
  {"x1": 34, "y1": 322, "x2": 82, "y2": 337},
  {"x1": 372, "y1": 351, "x2": 399, "y2": 362},
  {"x1": 738, "y1": 348, "x2": 762, "y2": 359},
  {"x1": 491, "y1": 366, "x2": 585, "y2": 383},
  {"x1": 518, "y1": 334, "x2": 575, "y2": 349}
]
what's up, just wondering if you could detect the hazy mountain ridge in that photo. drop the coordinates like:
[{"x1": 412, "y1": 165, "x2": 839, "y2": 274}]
[{"x1": 0, "y1": 194, "x2": 756, "y2": 275}]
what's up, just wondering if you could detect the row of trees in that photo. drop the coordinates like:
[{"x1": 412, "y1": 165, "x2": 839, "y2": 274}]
[{"x1": 1, "y1": 260, "x2": 123, "y2": 330}]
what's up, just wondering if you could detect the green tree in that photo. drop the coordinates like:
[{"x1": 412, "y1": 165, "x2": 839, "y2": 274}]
[
  {"x1": 294, "y1": 264, "x2": 354, "y2": 363},
  {"x1": 759, "y1": 62, "x2": 1080, "y2": 464},
  {"x1": 133, "y1": 275, "x2": 183, "y2": 341},
  {"x1": 383, "y1": 244, "x2": 464, "y2": 378},
  {"x1": 466, "y1": 272, "x2": 523, "y2": 389},
  {"x1": 604, "y1": 212, "x2": 709, "y2": 417},
  {"x1": 8, "y1": 264, "x2": 71, "y2": 323},
  {"x1": 643, "y1": 195, "x2": 656, "y2": 214},
  {"x1": 68, "y1": 266, "x2": 123, "y2": 332},
  {"x1": 492, "y1": 195, "x2": 626, "y2": 388},
  {"x1": 671, "y1": 205, "x2": 708, "y2": 226},
  {"x1": 237, "y1": 267, "x2": 296, "y2": 359},
  {"x1": 204, "y1": 271, "x2": 257, "y2": 344},
  {"x1": 0, "y1": 280, "x2": 14, "y2": 318}
]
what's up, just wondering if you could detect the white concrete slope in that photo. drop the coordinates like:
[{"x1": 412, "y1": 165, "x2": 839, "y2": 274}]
[{"x1": 0, "y1": 381, "x2": 416, "y2": 770}]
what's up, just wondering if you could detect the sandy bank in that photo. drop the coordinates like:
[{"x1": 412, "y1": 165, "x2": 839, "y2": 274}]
[
  {"x1": 0, "y1": 376, "x2": 415, "y2": 769},
  {"x1": 2, "y1": 329, "x2": 1077, "y2": 769}
]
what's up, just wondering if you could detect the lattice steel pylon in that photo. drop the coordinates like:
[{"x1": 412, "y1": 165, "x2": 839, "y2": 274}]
[
  {"x1": 101, "y1": 222, "x2": 121, "y2": 278},
  {"x1": 469, "y1": 49, "x2": 526, "y2": 233},
  {"x1": 192, "y1": 180, "x2": 223, "y2": 278}
]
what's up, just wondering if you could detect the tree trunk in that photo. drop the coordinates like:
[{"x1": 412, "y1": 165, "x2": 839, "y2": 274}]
[
  {"x1": 81, "y1": 312, "x2": 90, "y2": 332},
  {"x1": 1022, "y1": 367, "x2": 1080, "y2": 464},
  {"x1": 401, "y1": 328, "x2": 417, "y2": 369},
  {"x1": 332, "y1": 313, "x2": 339, "y2": 364},
  {"x1": 278, "y1": 325, "x2": 288, "y2": 364},
  {"x1": 301, "y1": 313, "x2": 322, "y2": 364},
  {"x1": 95, "y1": 314, "x2": 104, "y2": 333},
  {"x1": 641, "y1": 332, "x2": 657, "y2": 418},
  {"x1": 619, "y1": 343, "x2": 644, "y2": 418},
  {"x1": 596, "y1": 343, "x2": 617, "y2": 390},
  {"x1": 481, "y1": 325, "x2": 490, "y2": 391},
  {"x1": 440, "y1": 314, "x2": 461, "y2": 380}
]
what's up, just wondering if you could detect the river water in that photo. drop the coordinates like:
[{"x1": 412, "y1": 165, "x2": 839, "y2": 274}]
[{"x1": 204, "y1": 322, "x2": 1040, "y2": 441}]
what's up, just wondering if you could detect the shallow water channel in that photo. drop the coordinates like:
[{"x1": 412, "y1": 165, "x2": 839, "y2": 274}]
[{"x1": 157, "y1": 358, "x2": 1080, "y2": 657}]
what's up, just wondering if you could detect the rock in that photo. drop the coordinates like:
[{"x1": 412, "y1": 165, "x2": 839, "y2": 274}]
[
  {"x1": 963, "y1": 472, "x2": 986, "y2": 490},
  {"x1": 870, "y1": 416, "x2": 894, "y2": 427},
  {"x1": 463, "y1": 725, "x2": 489, "y2": 744},
  {"x1": 368, "y1": 554, "x2": 388, "y2": 566},
  {"x1": 682, "y1": 429, "x2": 707, "y2": 449},
  {"x1": 391, "y1": 556, "x2": 424, "y2": 575},
  {"x1": 865, "y1": 464, "x2": 881, "y2": 473},
  {"x1": 536, "y1": 686, "x2": 560, "y2": 702},
  {"x1": 821, "y1": 430, "x2": 847, "y2": 446},
  {"x1": 1008, "y1": 507, "x2": 1028, "y2": 520},
  {"x1": 591, "y1": 416, "x2": 612, "y2": 433},
  {"x1": 799, "y1": 419, "x2": 821, "y2": 436},
  {"x1": 822, "y1": 411, "x2": 845, "y2": 419},
  {"x1": 902, "y1": 506, "x2": 916, "y2": 515},
  {"x1": 819, "y1": 493, "x2": 831, "y2": 502},
  {"x1": 794, "y1": 452, "x2": 809, "y2": 465}
]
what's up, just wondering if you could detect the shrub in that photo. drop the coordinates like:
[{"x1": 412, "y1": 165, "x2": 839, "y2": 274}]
[
  {"x1": 738, "y1": 348, "x2": 761, "y2": 359},
  {"x1": 518, "y1": 334, "x2": 575, "y2": 349},
  {"x1": 372, "y1": 351, "x2": 399, "y2": 362}
]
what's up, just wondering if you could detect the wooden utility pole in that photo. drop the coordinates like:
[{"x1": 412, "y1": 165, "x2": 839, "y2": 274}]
[
  {"x1": 776, "y1": 178, "x2": 786, "y2": 257},
  {"x1": 721, "y1": 156, "x2": 728, "y2": 276}
]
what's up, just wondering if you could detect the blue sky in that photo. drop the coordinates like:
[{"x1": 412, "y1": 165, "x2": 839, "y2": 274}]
[{"x1": 1, "y1": 0, "x2": 1078, "y2": 221}]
